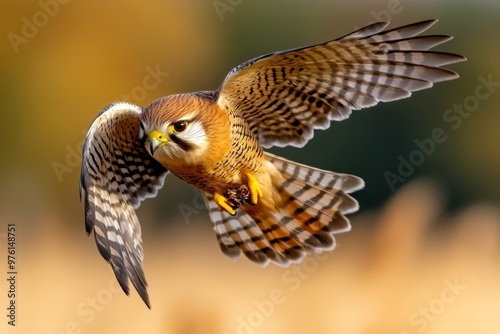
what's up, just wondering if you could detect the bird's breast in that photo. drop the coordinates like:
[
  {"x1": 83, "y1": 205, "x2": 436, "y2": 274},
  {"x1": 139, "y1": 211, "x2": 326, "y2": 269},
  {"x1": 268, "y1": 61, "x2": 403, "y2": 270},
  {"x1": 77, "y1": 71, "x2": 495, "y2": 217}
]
[
  {"x1": 167, "y1": 163, "x2": 242, "y2": 195},
  {"x1": 162, "y1": 101, "x2": 265, "y2": 195}
]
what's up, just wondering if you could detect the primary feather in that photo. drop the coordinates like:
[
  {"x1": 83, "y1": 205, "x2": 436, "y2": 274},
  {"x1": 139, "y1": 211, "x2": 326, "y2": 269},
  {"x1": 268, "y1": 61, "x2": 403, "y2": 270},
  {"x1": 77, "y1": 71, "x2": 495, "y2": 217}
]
[{"x1": 217, "y1": 19, "x2": 465, "y2": 148}]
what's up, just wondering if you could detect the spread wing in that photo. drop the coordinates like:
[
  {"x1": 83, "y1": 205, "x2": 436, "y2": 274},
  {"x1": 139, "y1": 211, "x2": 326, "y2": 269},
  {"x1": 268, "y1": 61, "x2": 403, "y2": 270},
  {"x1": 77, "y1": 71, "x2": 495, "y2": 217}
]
[
  {"x1": 216, "y1": 19, "x2": 466, "y2": 148},
  {"x1": 80, "y1": 102, "x2": 168, "y2": 308}
]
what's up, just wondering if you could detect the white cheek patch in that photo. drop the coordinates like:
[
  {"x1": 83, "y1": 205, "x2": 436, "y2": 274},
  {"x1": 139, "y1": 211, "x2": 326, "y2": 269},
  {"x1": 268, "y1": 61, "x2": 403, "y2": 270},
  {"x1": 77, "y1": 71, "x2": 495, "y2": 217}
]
[
  {"x1": 183, "y1": 121, "x2": 208, "y2": 151},
  {"x1": 162, "y1": 120, "x2": 209, "y2": 164}
]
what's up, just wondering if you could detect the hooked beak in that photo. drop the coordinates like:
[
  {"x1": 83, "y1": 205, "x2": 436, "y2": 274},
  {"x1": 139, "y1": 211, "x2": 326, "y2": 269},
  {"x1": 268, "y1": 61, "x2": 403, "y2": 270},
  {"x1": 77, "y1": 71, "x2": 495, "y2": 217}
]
[{"x1": 148, "y1": 130, "x2": 168, "y2": 154}]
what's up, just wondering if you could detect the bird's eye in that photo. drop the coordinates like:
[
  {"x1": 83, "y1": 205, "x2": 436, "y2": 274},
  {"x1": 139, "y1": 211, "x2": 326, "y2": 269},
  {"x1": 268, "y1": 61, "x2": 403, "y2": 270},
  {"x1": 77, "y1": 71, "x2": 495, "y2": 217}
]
[{"x1": 171, "y1": 121, "x2": 188, "y2": 133}]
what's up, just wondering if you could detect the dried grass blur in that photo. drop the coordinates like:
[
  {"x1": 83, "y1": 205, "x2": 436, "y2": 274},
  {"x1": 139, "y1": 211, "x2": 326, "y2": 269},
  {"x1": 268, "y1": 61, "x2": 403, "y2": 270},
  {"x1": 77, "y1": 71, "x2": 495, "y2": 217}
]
[{"x1": 6, "y1": 180, "x2": 500, "y2": 334}]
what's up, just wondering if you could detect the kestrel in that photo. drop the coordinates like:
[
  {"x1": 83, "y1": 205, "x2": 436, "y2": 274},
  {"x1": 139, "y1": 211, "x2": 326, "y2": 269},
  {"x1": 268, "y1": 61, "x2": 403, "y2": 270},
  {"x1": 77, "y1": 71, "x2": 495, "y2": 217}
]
[{"x1": 80, "y1": 19, "x2": 465, "y2": 307}]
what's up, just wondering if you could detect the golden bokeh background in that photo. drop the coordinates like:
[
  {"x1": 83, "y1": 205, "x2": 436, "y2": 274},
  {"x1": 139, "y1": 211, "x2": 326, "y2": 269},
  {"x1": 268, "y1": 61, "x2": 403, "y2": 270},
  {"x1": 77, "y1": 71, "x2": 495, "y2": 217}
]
[{"x1": 0, "y1": 0, "x2": 499, "y2": 333}]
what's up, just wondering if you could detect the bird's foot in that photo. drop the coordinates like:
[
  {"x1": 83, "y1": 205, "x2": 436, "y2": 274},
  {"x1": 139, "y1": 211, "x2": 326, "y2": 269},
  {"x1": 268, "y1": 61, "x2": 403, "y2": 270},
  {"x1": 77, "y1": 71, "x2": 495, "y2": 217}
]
[
  {"x1": 214, "y1": 192, "x2": 237, "y2": 216},
  {"x1": 214, "y1": 174, "x2": 262, "y2": 215},
  {"x1": 245, "y1": 172, "x2": 263, "y2": 205}
]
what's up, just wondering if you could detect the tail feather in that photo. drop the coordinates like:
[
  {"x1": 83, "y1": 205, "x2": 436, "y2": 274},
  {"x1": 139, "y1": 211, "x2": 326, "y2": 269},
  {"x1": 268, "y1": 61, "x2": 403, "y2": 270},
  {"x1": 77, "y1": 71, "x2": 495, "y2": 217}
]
[
  {"x1": 205, "y1": 153, "x2": 364, "y2": 267},
  {"x1": 277, "y1": 186, "x2": 343, "y2": 250},
  {"x1": 280, "y1": 179, "x2": 356, "y2": 218},
  {"x1": 204, "y1": 194, "x2": 286, "y2": 265},
  {"x1": 271, "y1": 153, "x2": 364, "y2": 195},
  {"x1": 254, "y1": 214, "x2": 305, "y2": 263},
  {"x1": 269, "y1": 153, "x2": 363, "y2": 215}
]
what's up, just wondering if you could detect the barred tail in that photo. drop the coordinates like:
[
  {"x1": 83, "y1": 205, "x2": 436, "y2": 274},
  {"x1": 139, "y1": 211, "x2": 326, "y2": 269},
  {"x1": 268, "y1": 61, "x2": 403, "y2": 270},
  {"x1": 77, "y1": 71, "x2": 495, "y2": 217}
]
[{"x1": 204, "y1": 152, "x2": 364, "y2": 266}]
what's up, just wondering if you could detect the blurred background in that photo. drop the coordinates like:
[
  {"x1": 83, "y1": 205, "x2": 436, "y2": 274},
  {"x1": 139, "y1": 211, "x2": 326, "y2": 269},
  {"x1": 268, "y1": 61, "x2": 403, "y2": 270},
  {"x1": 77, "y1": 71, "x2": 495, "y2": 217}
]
[{"x1": 0, "y1": 0, "x2": 499, "y2": 333}]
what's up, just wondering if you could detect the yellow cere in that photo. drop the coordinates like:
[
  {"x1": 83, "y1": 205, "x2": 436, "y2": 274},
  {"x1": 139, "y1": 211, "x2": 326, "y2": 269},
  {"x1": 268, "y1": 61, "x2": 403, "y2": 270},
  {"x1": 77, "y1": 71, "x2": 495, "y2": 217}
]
[{"x1": 148, "y1": 130, "x2": 168, "y2": 143}]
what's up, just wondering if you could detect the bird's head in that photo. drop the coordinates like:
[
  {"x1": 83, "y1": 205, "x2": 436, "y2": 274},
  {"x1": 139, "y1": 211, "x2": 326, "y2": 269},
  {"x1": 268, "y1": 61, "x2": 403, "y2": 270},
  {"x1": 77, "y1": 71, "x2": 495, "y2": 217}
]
[{"x1": 140, "y1": 94, "x2": 222, "y2": 166}]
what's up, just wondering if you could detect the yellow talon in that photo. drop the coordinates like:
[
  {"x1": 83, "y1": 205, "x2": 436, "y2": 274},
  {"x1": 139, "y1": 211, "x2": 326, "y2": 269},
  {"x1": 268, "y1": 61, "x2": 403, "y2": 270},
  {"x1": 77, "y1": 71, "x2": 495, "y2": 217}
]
[
  {"x1": 245, "y1": 172, "x2": 263, "y2": 205},
  {"x1": 214, "y1": 192, "x2": 236, "y2": 216}
]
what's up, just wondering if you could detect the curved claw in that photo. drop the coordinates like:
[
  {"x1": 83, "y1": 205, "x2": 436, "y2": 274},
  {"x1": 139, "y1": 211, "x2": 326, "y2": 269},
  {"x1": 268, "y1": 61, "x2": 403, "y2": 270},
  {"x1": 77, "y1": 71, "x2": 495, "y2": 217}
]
[
  {"x1": 245, "y1": 172, "x2": 263, "y2": 205},
  {"x1": 214, "y1": 192, "x2": 236, "y2": 216}
]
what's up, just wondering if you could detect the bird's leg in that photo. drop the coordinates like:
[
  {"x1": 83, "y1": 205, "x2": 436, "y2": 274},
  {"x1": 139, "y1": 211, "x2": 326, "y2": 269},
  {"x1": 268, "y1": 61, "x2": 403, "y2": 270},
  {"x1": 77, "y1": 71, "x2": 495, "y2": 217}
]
[
  {"x1": 244, "y1": 172, "x2": 263, "y2": 205},
  {"x1": 214, "y1": 192, "x2": 236, "y2": 216}
]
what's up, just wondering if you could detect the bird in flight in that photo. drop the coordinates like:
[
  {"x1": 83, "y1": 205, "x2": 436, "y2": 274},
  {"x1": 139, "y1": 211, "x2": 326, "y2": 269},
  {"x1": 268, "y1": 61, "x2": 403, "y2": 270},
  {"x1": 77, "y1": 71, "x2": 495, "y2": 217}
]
[{"x1": 80, "y1": 19, "x2": 465, "y2": 307}]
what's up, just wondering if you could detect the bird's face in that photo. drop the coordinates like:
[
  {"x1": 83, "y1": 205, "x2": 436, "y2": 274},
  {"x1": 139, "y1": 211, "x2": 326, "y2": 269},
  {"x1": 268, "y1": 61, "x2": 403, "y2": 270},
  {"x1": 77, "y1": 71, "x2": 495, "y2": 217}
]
[{"x1": 140, "y1": 96, "x2": 209, "y2": 166}]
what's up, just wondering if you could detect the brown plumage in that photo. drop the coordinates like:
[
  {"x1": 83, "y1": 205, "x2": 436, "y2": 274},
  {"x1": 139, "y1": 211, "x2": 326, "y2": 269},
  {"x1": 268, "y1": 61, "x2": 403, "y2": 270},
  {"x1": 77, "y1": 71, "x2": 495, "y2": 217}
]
[{"x1": 80, "y1": 19, "x2": 465, "y2": 307}]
